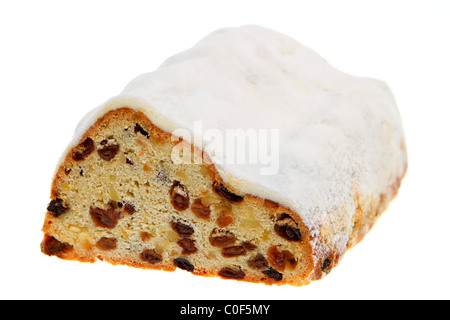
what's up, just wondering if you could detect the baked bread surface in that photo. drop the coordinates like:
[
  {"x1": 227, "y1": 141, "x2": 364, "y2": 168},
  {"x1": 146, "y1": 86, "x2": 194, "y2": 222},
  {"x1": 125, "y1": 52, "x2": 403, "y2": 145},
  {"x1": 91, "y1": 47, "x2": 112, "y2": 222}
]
[{"x1": 41, "y1": 26, "x2": 407, "y2": 286}]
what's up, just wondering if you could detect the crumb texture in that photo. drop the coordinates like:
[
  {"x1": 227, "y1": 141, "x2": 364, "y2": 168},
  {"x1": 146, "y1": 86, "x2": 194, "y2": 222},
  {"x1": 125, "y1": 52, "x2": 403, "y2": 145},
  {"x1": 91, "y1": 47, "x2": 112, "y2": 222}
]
[{"x1": 42, "y1": 109, "x2": 314, "y2": 286}]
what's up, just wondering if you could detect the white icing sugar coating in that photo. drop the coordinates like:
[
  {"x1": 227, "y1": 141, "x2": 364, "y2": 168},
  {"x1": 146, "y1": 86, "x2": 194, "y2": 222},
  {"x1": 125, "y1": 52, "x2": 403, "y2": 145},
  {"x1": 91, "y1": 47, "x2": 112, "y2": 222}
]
[{"x1": 66, "y1": 25, "x2": 407, "y2": 263}]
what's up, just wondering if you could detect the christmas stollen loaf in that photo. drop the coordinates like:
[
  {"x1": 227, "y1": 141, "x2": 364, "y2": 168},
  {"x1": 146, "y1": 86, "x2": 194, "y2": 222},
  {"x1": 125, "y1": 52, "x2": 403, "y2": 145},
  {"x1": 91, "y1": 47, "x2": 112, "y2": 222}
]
[{"x1": 41, "y1": 25, "x2": 407, "y2": 286}]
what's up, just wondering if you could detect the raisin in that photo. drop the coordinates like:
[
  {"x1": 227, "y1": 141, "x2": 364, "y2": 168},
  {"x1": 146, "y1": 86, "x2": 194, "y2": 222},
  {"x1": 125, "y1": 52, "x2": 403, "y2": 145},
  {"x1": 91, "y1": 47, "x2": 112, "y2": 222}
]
[
  {"x1": 212, "y1": 181, "x2": 243, "y2": 203},
  {"x1": 262, "y1": 267, "x2": 283, "y2": 281},
  {"x1": 191, "y1": 199, "x2": 211, "y2": 219},
  {"x1": 284, "y1": 250, "x2": 298, "y2": 270},
  {"x1": 174, "y1": 257, "x2": 194, "y2": 272},
  {"x1": 274, "y1": 224, "x2": 302, "y2": 242},
  {"x1": 209, "y1": 233, "x2": 236, "y2": 247},
  {"x1": 72, "y1": 137, "x2": 94, "y2": 161},
  {"x1": 222, "y1": 246, "x2": 246, "y2": 258},
  {"x1": 97, "y1": 141, "x2": 120, "y2": 161},
  {"x1": 47, "y1": 198, "x2": 68, "y2": 217},
  {"x1": 89, "y1": 206, "x2": 123, "y2": 228},
  {"x1": 123, "y1": 202, "x2": 136, "y2": 214},
  {"x1": 171, "y1": 220, "x2": 194, "y2": 237},
  {"x1": 170, "y1": 181, "x2": 190, "y2": 211},
  {"x1": 141, "y1": 249, "x2": 162, "y2": 264},
  {"x1": 41, "y1": 235, "x2": 73, "y2": 256},
  {"x1": 242, "y1": 241, "x2": 257, "y2": 251},
  {"x1": 247, "y1": 253, "x2": 269, "y2": 270},
  {"x1": 267, "y1": 245, "x2": 286, "y2": 271},
  {"x1": 95, "y1": 237, "x2": 117, "y2": 250},
  {"x1": 274, "y1": 214, "x2": 302, "y2": 242},
  {"x1": 321, "y1": 257, "x2": 332, "y2": 274},
  {"x1": 177, "y1": 238, "x2": 198, "y2": 255},
  {"x1": 134, "y1": 123, "x2": 149, "y2": 137},
  {"x1": 217, "y1": 211, "x2": 234, "y2": 228},
  {"x1": 219, "y1": 267, "x2": 245, "y2": 280}
]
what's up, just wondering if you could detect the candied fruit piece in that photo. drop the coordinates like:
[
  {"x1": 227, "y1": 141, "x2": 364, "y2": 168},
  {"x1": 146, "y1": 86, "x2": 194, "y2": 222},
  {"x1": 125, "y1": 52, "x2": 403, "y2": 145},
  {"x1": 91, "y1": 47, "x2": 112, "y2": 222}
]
[{"x1": 217, "y1": 211, "x2": 233, "y2": 228}]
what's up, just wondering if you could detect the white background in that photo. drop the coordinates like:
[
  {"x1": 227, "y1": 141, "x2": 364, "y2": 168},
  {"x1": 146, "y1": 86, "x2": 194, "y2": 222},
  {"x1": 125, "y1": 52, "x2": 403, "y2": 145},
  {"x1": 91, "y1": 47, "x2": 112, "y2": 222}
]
[{"x1": 1, "y1": 0, "x2": 449, "y2": 300}]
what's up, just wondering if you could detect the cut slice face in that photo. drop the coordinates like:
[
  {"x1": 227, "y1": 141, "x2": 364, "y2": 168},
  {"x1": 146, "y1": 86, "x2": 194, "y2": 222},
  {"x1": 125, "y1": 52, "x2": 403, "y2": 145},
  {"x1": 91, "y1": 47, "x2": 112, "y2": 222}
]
[{"x1": 41, "y1": 108, "x2": 314, "y2": 286}]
